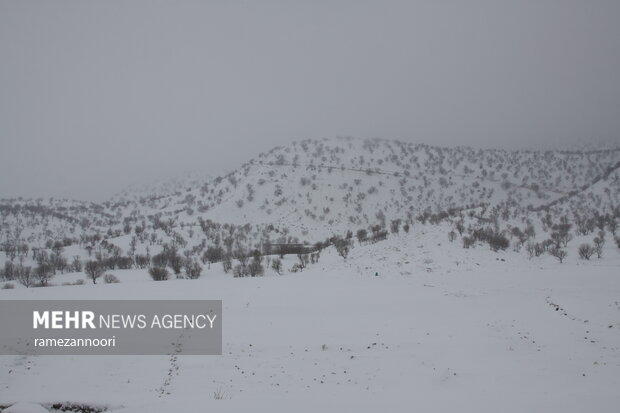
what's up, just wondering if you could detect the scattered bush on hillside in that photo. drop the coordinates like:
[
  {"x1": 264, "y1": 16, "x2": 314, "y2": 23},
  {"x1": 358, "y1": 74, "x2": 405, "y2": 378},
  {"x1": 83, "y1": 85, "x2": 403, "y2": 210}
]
[
  {"x1": 528, "y1": 242, "x2": 546, "y2": 258},
  {"x1": 247, "y1": 258, "x2": 264, "y2": 277},
  {"x1": 3, "y1": 261, "x2": 15, "y2": 280},
  {"x1": 448, "y1": 231, "x2": 457, "y2": 242},
  {"x1": 149, "y1": 266, "x2": 168, "y2": 281},
  {"x1": 355, "y1": 229, "x2": 367, "y2": 244},
  {"x1": 184, "y1": 259, "x2": 202, "y2": 279},
  {"x1": 549, "y1": 247, "x2": 567, "y2": 263},
  {"x1": 390, "y1": 219, "x2": 401, "y2": 234},
  {"x1": 578, "y1": 244, "x2": 594, "y2": 260},
  {"x1": 135, "y1": 254, "x2": 150, "y2": 269},
  {"x1": 222, "y1": 255, "x2": 232, "y2": 273},
  {"x1": 202, "y1": 246, "x2": 225, "y2": 265},
  {"x1": 169, "y1": 252, "x2": 183, "y2": 275},
  {"x1": 593, "y1": 233, "x2": 605, "y2": 258},
  {"x1": 233, "y1": 264, "x2": 248, "y2": 278},
  {"x1": 471, "y1": 228, "x2": 510, "y2": 252},
  {"x1": 103, "y1": 273, "x2": 120, "y2": 284},
  {"x1": 333, "y1": 237, "x2": 351, "y2": 260},
  {"x1": 463, "y1": 236, "x2": 475, "y2": 249},
  {"x1": 550, "y1": 223, "x2": 573, "y2": 247},
  {"x1": 152, "y1": 246, "x2": 182, "y2": 275},
  {"x1": 370, "y1": 229, "x2": 388, "y2": 243},
  {"x1": 71, "y1": 256, "x2": 83, "y2": 272},
  {"x1": 85, "y1": 261, "x2": 104, "y2": 284},
  {"x1": 16, "y1": 266, "x2": 34, "y2": 288},
  {"x1": 297, "y1": 254, "x2": 308, "y2": 271},
  {"x1": 151, "y1": 252, "x2": 168, "y2": 268},
  {"x1": 34, "y1": 263, "x2": 53, "y2": 286},
  {"x1": 290, "y1": 263, "x2": 303, "y2": 273},
  {"x1": 525, "y1": 242, "x2": 535, "y2": 258},
  {"x1": 271, "y1": 258, "x2": 282, "y2": 274}
]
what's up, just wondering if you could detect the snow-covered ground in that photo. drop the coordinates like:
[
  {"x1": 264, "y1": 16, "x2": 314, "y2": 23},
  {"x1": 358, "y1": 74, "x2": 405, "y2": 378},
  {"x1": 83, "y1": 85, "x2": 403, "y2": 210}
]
[{"x1": 1, "y1": 228, "x2": 619, "y2": 412}]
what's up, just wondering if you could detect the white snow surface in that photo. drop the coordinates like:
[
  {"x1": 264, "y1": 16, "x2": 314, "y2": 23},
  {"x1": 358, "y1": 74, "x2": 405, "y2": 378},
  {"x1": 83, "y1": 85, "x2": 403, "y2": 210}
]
[{"x1": 1, "y1": 226, "x2": 619, "y2": 412}]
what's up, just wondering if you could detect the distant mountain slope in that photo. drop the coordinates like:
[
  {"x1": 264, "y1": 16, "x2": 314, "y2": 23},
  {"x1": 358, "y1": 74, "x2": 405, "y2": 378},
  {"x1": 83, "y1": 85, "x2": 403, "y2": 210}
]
[{"x1": 2, "y1": 137, "x2": 619, "y2": 255}]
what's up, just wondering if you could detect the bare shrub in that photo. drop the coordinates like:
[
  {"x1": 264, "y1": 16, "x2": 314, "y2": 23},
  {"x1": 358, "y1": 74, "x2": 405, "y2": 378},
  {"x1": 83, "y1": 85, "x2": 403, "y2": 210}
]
[
  {"x1": 549, "y1": 247, "x2": 567, "y2": 263},
  {"x1": 593, "y1": 236, "x2": 605, "y2": 258},
  {"x1": 85, "y1": 261, "x2": 104, "y2": 284},
  {"x1": 356, "y1": 229, "x2": 368, "y2": 243},
  {"x1": 184, "y1": 260, "x2": 202, "y2": 279},
  {"x1": 334, "y1": 238, "x2": 351, "y2": 260},
  {"x1": 149, "y1": 266, "x2": 168, "y2": 281},
  {"x1": 247, "y1": 259, "x2": 264, "y2": 277},
  {"x1": 578, "y1": 244, "x2": 594, "y2": 260},
  {"x1": 71, "y1": 256, "x2": 83, "y2": 272},
  {"x1": 102, "y1": 273, "x2": 119, "y2": 284},
  {"x1": 233, "y1": 264, "x2": 248, "y2": 277},
  {"x1": 463, "y1": 236, "x2": 475, "y2": 249},
  {"x1": 34, "y1": 263, "x2": 53, "y2": 286},
  {"x1": 448, "y1": 231, "x2": 457, "y2": 242},
  {"x1": 222, "y1": 256, "x2": 232, "y2": 273},
  {"x1": 489, "y1": 233, "x2": 509, "y2": 252},
  {"x1": 16, "y1": 266, "x2": 35, "y2": 288},
  {"x1": 271, "y1": 258, "x2": 282, "y2": 274},
  {"x1": 296, "y1": 254, "x2": 307, "y2": 271}
]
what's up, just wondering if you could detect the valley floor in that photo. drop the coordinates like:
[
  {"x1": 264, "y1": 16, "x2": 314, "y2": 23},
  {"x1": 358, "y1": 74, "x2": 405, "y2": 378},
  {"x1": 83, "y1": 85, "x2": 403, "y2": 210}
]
[{"x1": 1, "y1": 230, "x2": 619, "y2": 412}]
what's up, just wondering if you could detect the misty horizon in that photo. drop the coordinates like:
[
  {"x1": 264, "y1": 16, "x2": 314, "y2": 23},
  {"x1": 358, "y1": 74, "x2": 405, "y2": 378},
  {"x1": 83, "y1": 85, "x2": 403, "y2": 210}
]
[
  {"x1": 2, "y1": 1, "x2": 620, "y2": 202},
  {"x1": 1, "y1": 135, "x2": 619, "y2": 203}
]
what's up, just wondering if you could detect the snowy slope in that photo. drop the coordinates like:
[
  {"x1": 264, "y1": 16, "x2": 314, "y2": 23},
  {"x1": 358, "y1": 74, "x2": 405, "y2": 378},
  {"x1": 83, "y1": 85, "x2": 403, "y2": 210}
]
[
  {"x1": 1, "y1": 225, "x2": 619, "y2": 412},
  {"x1": 1, "y1": 139, "x2": 620, "y2": 411},
  {"x1": 2, "y1": 138, "x2": 620, "y2": 260}
]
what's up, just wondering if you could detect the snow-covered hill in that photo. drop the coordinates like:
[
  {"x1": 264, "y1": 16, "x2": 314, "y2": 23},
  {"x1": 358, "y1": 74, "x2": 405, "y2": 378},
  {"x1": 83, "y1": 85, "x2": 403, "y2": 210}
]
[
  {"x1": 2, "y1": 138, "x2": 619, "y2": 261},
  {"x1": 1, "y1": 139, "x2": 620, "y2": 412},
  {"x1": 1, "y1": 225, "x2": 619, "y2": 412}
]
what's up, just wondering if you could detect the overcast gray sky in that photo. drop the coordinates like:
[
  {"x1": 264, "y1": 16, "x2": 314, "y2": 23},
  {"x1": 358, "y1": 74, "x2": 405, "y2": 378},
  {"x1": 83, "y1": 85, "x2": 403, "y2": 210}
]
[{"x1": 1, "y1": 1, "x2": 619, "y2": 201}]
